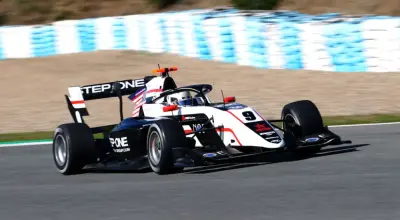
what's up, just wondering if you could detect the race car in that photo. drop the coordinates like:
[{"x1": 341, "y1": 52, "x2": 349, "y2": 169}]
[{"x1": 52, "y1": 66, "x2": 351, "y2": 175}]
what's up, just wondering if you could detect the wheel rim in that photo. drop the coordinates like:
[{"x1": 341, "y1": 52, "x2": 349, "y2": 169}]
[
  {"x1": 284, "y1": 114, "x2": 301, "y2": 137},
  {"x1": 149, "y1": 131, "x2": 162, "y2": 165},
  {"x1": 54, "y1": 134, "x2": 67, "y2": 167}
]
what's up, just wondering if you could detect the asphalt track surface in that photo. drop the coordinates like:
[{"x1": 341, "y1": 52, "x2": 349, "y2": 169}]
[{"x1": 1, "y1": 124, "x2": 400, "y2": 220}]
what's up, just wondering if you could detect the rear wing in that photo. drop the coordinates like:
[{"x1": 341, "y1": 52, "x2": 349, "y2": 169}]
[{"x1": 65, "y1": 76, "x2": 156, "y2": 123}]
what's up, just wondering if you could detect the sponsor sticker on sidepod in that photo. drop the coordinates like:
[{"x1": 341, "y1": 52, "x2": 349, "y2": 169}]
[
  {"x1": 203, "y1": 153, "x2": 217, "y2": 158},
  {"x1": 305, "y1": 137, "x2": 320, "y2": 143}
]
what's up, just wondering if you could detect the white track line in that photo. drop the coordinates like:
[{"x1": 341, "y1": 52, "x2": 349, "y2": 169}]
[
  {"x1": 329, "y1": 121, "x2": 400, "y2": 128},
  {"x1": 0, "y1": 141, "x2": 52, "y2": 148},
  {"x1": 1, "y1": 121, "x2": 400, "y2": 148}
]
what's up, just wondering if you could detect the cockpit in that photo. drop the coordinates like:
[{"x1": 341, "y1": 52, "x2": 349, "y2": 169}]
[
  {"x1": 152, "y1": 84, "x2": 213, "y2": 107},
  {"x1": 166, "y1": 91, "x2": 206, "y2": 106}
]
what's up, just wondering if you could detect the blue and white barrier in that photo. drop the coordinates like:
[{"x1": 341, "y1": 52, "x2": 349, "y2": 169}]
[{"x1": 0, "y1": 8, "x2": 400, "y2": 72}]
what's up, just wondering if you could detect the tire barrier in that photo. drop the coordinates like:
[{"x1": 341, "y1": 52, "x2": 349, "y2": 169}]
[{"x1": 0, "y1": 8, "x2": 399, "y2": 72}]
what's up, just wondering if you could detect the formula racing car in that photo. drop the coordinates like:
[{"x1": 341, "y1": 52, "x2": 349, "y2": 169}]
[{"x1": 52, "y1": 66, "x2": 351, "y2": 175}]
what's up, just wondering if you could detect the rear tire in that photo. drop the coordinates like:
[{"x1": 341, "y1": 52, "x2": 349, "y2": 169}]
[
  {"x1": 52, "y1": 123, "x2": 96, "y2": 175},
  {"x1": 282, "y1": 100, "x2": 324, "y2": 156},
  {"x1": 146, "y1": 119, "x2": 186, "y2": 174}
]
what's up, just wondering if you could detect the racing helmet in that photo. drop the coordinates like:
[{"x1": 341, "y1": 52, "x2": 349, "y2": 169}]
[{"x1": 168, "y1": 91, "x2": 199, "y2": 106}]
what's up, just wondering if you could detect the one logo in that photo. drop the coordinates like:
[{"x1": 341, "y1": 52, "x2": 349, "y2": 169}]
[
  {"x1": 81, "y1": 79, "x2": 145, "y2": 94},
  {"x1": 109, "y1": 137, "x2": 129, "y2": 148}
]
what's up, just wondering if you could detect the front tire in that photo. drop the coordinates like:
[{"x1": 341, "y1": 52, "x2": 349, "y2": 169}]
[
  {"x1": 52, "y1": 123, "x2": 96, "y2": 175},
  {"x1": 282, "y1": 100, "x2": 324, "y2": 156},
  {"x1": 146, "y1": 119, "x2": 186, "y2": 174}
]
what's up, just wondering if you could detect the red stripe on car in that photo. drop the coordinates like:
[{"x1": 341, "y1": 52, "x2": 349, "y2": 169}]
[{"x1": 226, "y1": 110, "x2": 244, "y2": 124}]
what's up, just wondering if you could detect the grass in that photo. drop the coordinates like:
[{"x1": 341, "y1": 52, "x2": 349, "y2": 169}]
[
  {"x1": 0, "y1": 131, "x2": 54, "y2": 143},
  {"x1": 1, "y1": 113, "x2": 400, "y2": 143},
  {"x1": 322, "y1": 113, "x2": 400, "y2": 126}
]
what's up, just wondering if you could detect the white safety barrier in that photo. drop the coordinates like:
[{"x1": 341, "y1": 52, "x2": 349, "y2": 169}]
[{"x1": 0, "y1": 8, "x2": 399, "y2": 72}]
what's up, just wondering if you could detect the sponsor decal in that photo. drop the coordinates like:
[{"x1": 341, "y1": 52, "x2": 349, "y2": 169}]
[
  {"x1": 182, "y1": 116, "x2": 196, "y2": 120},
  {"x1": 246, "y1": 121, "x2": 277, "y2": 142},
  {"x1": 305, "y1": 137, "x2": 320, "y2": 143},
  {"x1": 191, "y1": 124, "x2": 203, "y2": 131},
  {"x1": 183, "y1": 114, "x2": 211, "y2": 121},
  {"x1": 270, "y1": 139, "x2": 281, "y2": 143},
  {"x1": 185, "y1": 114, "x2": 214, "y2": 132},
  {"x1": 203, "y1": 153, "x2": 217, "y2": 158},
  {"x1": 81, "y1": 79, "x2": 145, "y2": 94},
  {"x1": 255, "y1": 123, "x2": 272, "y2": 132},
  {"x1": 260, "y1": 131, "x2": 275, "y2": 136},
  {"x1": 113, "y1": 148, "x2": 131, "y2": 153},
  {"x1": 216, "y1": 151, "x2": 227, "y2": 156},
  {"x1": 110, "y1": 137, "x2": 131, "y2": 153},
  {"x1": 214, "y1": 103, "x2": 246, "y2": 110},
  {"x1": 226, "y1": 103, "x2": 246, "y2": 109},
  {"x1": 109, "y1": 137, "x2": 129, "y2": 148}
]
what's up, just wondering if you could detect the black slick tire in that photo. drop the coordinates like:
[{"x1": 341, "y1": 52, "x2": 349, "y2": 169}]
[
  {"x1": 146, "y1": 119, "x2": 186, "y2": 175},
  {"x1": 52, "y1": 123, "x2": 95, "y2": 175},
  {"x1": 281, "y1": 100, "x2": 324, "y2": 155}
]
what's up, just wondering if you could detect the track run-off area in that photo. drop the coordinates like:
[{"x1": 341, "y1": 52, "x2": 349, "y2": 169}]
[{"x1": 0, "y1": 123, "x2": 399, "y2": 220}]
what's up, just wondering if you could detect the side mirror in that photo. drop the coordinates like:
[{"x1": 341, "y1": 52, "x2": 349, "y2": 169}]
[
  {"x1": 224, "y1": 96, "x2": 236, "y2": 103},
  {"x1": 163, "y1": 104, "x2": 178, "y2": 112}
]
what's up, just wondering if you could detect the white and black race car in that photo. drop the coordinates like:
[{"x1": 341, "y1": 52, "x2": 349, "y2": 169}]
[{"x1": 52, "y1": 66, "x2": 351, "y2": 175}]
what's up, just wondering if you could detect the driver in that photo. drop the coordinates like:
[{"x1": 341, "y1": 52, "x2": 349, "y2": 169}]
[{"x1": 167, "y1": 91, "x2": 203, "y2": 106}]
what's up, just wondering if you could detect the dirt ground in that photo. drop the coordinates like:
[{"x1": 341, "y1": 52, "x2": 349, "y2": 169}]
[{"x1": 1, "y1": 50, "x2": 399, "y2": 133}]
